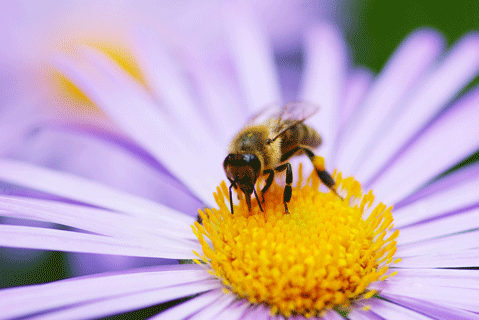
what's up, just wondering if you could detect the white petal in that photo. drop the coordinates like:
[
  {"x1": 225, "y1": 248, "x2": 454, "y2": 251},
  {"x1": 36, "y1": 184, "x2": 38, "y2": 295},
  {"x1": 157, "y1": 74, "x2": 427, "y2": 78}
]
[
  {"x1": 0, "y1": 159, "x2": 194, "y2": 224},
  {"x1": 386, "y1": 268, "x2": 479, "y2": 289},
  {"x1": 322, "y1": 311, "x2": 346, "y2": 320},
  {"x1": 370, "y1": 85, "x2": 479, "y2": 204},
  {"x1": 241, "y1": 304, "x2": 271, "y2": 320},
  {"x1": 214, "y1": 300, "x2": 250, "y2": 320},
  {"x1": 0, "y1": 264, "x2": 212, "y2": 319},
  {"x1": 397, "y1": 208, "x2": 479, "y2": 245},
  {"x1": 393, "y1": 162, "x2": 479, "y2": 228},
  {"x1": 299, "y1": 24, "x2": 347, "y2": 165},
  {"x1": 0, "y1": 225, "x2": 198, "y2": 259},
  {"x1": 149, "y1": 289, "x2": 224, "y2": 320},
  {"x1": 188, "y1": 293, "x2": 237, "y2": 320},
  {"x1": 397, "y1": 230, "x2": 479, "y2": 256},
  {"x1": 348, "y1": 308, "x2": 379, "y2": 320},
  {"x1": 384, "y1": 293, "x2": 479, "y2": 320},
  {"x1": 375, "y1": 281, "x2": 479, "y2": 312},
  {"x1": 356, "y1": 33, "x2": 479, "y2": 183},
  {"x1": 0, "y1": 196, "x2": 195, "y2": 240},
  {"x1": 367, "y1": 298, "x2": 431, "y2": 320},
  {"x1": 336, "y1": 29, "x2": 444, "y2": 175},
  {"x1": 395, "y1": 250, "x2": 479, "y2": 268},
  {"x1": 224, "y1": 3, "x2": 281, "y2": 112},
  {"x1": 31, "y1": 281, "x2": 219, "y2": 320}
]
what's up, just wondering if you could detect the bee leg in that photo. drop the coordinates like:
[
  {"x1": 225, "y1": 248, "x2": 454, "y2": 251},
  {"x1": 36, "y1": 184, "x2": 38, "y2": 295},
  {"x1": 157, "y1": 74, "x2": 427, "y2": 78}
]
[
  {"x1": 261, "y1": 169, "x2": 275, "y2": 202},
  {"x1": 228, "y1": 182, "x2": 235, "y2": 214},
  {"x1": 253, "y1": 186, "x2": 264, "y2": 212},
  {"x1": 245, "y1": 192, "x2": 252, "y2": 212},
  {"x1": 302, "y1": 147, "x2": 342, "y2": 199},
  {"x1": 274, "y1": 163, "x2": 293, "y2": 214}
]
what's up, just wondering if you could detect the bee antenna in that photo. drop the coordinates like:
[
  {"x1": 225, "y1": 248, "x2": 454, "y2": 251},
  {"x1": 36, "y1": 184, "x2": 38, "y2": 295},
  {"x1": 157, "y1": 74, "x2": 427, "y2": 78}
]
[
  {"x1": 229, "y1": 183, "x2": 235, "y2": 214},
  {"x1": 253, "y1": 186, "x2": 264, "y2": 212}
]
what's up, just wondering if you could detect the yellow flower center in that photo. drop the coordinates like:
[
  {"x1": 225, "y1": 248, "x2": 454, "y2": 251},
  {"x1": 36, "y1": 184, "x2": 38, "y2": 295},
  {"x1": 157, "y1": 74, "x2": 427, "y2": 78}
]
[{"x1": 192, "y1": 166, "x2": 400, "y2": 318}]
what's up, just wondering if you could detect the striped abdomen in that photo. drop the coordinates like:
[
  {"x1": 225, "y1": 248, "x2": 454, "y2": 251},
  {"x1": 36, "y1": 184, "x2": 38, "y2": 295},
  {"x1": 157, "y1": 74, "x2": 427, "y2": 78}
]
[{"x1": 280, "y1": 122, "x2": 322, "y2": 160}]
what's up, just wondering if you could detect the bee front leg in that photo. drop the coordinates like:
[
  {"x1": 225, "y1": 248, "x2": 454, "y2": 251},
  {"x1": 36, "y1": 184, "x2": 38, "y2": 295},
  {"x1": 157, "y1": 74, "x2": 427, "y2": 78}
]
[
  {"x1": 274, "y1": 163, "x2": 292, "y2": 214},
  {"x1": 261, "y1": 169, "x2": 275, "y2": 202},
  {"x1": 228, "y1": 179, "x2": 236, "y2": 214},
  {"x1": 301, "y1": 147, "x2": 342, "y2": 199}
]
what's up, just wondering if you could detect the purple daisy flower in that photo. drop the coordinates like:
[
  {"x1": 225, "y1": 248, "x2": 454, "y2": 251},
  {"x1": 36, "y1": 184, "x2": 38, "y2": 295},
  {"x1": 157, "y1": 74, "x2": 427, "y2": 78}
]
[{"x1": 1, "y1": 4, "x2": 479, "y2": 320}]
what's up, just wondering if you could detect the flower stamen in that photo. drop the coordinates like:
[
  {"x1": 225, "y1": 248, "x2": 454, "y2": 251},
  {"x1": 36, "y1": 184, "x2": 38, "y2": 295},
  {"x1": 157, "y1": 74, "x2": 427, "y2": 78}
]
[{"x1": 193, "y1": 165, "x2": 399, "y2": 318}]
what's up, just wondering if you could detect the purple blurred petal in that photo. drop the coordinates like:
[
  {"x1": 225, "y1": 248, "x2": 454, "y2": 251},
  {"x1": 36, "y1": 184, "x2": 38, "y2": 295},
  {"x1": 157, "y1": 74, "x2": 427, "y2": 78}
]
[
  {"x1": 0, "y1": 264, "x2": 213, "y2": 319},
  {"x1": 336, "y1": 67, "x2": 373, "y2": 140},
  {"x1": 336, "y1": 29, "x2": 444, "y2": 176},
  {"x1": 0, "y1": 224, "x2": 198, "y2": 259},
  {"x1": 397, "y1": 207, "x2": 479, "y2": 245},
  {"x1": 299, "y1": 23, "x2": 347, "y2": 165},
  {"x1": 52, "y1": 51, "x2": 220, "y2": 205},
  {"x1": 132, "y1": 28, "x2": 219, "y2": 145},
  {"x1": 383, "y1": 293, "x2": 479, "y2": 320},
  {"x1": 48, "y1": 122, "x2": 172, "y2": 178},
  {"x1": 366, "y1": 298, "x2": 432, "y2": 320},
  {"x1": 370, "y1": 85, "x2": 479, "y2": 204},
  {"x1": 0, "y1": 196, "x2": 195, "y2": 240},
  {"x1": 357, "y1": 33, "x2": 479, "y2": 184},
  {"x1": 0, "y1": 159, "x2": 194, "y2": 224},
  {"x1": 185, "y1": 56, "x2": 247, "y2": 146},
  {"x1": 30, "y1": 125, "x2": 203, "y2": 215},
  {"x1": 149, "y1": 289, "x2": 224, "y2": 320},
  {"x1": 80, "y1": 46, "x2": 225, "y2": 197},
  {"x1": 188, "y1": 294, "x2": 237, "y2": 320},
  {"x1": 224, "y1": 3, "x2": 281, "y2": 112}
]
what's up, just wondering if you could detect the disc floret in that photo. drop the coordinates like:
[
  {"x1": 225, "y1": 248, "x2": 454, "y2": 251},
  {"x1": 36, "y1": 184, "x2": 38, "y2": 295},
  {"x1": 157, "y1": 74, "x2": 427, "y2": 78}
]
[{"x1": 192, "y1": 167, "x2": 399, "y2": 318}]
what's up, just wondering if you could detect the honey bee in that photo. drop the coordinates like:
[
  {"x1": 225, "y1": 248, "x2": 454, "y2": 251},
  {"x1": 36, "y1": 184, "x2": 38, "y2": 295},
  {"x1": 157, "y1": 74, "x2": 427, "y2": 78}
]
[{"x1": 223, "y1": 102, "x2": 340, "y2": 214}]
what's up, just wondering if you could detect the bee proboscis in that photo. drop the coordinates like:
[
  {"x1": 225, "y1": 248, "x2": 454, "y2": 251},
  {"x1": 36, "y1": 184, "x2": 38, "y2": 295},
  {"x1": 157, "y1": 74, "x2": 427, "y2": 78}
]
[{"x1": 223, "y1": 102, "x2": 340, "y2": 214}]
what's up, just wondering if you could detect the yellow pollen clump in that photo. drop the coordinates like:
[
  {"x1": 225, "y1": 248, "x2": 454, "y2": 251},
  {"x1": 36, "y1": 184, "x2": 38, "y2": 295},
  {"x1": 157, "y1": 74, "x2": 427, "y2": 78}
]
[{"x1": 192, "y1": 166, "x2": 399, "y2": 318}]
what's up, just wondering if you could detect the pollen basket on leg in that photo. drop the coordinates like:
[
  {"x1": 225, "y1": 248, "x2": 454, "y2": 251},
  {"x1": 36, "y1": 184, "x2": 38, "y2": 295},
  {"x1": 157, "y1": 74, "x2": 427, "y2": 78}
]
[{"x1": 193, "y1": 167, "x2": 399, "y2": 318}]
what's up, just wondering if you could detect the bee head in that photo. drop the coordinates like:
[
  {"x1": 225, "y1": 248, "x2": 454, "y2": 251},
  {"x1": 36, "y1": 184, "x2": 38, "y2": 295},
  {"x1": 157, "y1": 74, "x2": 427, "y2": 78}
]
[{"x1": 223, "y1": 153, "x2": 261, "y2": 196}]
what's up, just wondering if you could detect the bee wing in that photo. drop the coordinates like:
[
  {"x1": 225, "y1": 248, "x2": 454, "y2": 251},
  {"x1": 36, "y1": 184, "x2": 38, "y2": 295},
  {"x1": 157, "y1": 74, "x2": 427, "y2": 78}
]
[
  {"x1": 268, "y1": 102, "x2": 319, "y2": 141},
  {"x1": 246, "y1": 103, "x2": 284, "y2": 126},
  {"x1": 247, "y1": 102, "x2": 319, "y2": 127}
]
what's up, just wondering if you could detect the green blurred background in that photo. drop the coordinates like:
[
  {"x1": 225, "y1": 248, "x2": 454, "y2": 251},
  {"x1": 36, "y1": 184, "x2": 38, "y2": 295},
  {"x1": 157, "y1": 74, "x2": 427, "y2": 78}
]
[{"x1": 348, "y1": 0, "x2": 478, "y2": 73}]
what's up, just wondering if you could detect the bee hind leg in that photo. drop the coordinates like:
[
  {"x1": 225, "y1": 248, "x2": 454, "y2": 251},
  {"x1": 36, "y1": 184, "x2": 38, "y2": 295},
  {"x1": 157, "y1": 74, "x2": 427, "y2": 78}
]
[
  {"x1": 274, "y1": 163, "x2": 292, "y2": 214},
  {"x1": 301, "y1": 147, "x2": 343, "y2": 199}
]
